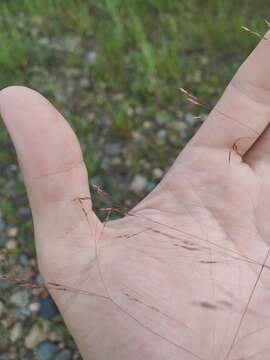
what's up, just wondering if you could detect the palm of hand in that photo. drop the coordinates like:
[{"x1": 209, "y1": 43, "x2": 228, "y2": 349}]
[
  {"x1": 1, "y1": 33, "x2": 270, "y2": 360},
  {"x1": 56, "y1": 145, "x2": 270, "y2": 360}
]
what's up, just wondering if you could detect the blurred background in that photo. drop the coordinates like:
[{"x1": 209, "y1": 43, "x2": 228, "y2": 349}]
[{"x1": 0, "y1": 0, "x2": 268, "y2": 359}]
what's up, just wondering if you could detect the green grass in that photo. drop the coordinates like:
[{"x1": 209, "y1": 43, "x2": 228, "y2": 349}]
[
  {"x1": 0, "y1": 0, "x2": 268, "y2": 246},
  {"x1": 0, "y1": 0, "x2": 268, "y2": 97},
  {"x1": 0, "y1": 0, "x2": 269, "y2": 240}
]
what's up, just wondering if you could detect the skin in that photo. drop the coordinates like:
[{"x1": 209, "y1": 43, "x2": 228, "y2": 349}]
[{"x1": 1, "y1": 32, "x2": 270, "y2": 360}]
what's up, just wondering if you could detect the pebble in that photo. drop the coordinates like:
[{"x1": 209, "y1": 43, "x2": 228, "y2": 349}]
[
  {"x1": 10, "y1": 323, "x2": 23, "y2": 343},
  {"x1": 0, "y1": 279, "x2": 11, "y2": 290},
  {"x1": 48, "y1": 332, "x2": 62, "y2": 342},
  {"x1": 174, "y1": 121, "x2": 187, "y2": 132},
  {"x1": 39, "y1": 37, "x2": 50, "y2": 46},
  {"x1": 0, "y1": 301, "x2": 5, "y2": 318},
  {"x1": 104, "y1": 143, "x2": 121, "y2": 156},
  {"x1": 0, "y1": 219, "x2": 7, "y2": 246},
  {"x1": 10, "y1": 290, "x2": 29, "y2": 308},
  {"x1": 130, "y1": 175, "x2": 147, "y2": 194},
  {"x1": 156, "y1": 112, "x2": 170, "y2": 124},
  {"x1": 7, "y1": 227, "x2": 18, "y2": 237},
  {"x1": 19, "y1": 253, "x2": 28, "y2": 266},
  {"x1": 143, "y1": 121, "x2": 152, "y2": 129},
  {"x1": 185, "y1": 112, "x2": 196, "y2": 125},
  {"x1": 36, "y1": 341, "x2": 58, "y2": 360},
  {"x1": 86, "y1": 51, "x2": 97, "y2": 65},
  {"x1": 111, "y1": 157, "x2": 121, "y2": 165},
  {"x1": 0, "y1": 237, "x2": 6, "y2": 248},
  {"x1": 157, "y1": 129, "x2": 167, "y2": 139},
  {"x1": 25, "y1": 325, "x2": 47, "y2": 349},
  {"x1": 132, "y1": 130, "x2": 143, "y2": 141},
  {"x1": 0, "y1": 218, "x2": 6, "y2": 233},
  {"x1": 20, "y1": 306, "x2": 31, "y2": 317},
  {"x1": 79, "y1": 78, "x2": 90, "y2": 88},
  {"x1": 36, "y1": 273, "x2": 45, "y2": 286},
  {"x1": 145, "y1": 181, "x2": 156, "y2": 193},
  {"x1": 55, "y1": 349, "x2": 72, "y2": 360},
  {"x1": 152, "y1": 168, "x2": 163, "y2": 180},
  {"x1": 5, "y1": 239, "x2": 17, "y2": 250},
  {"x1": 39, "y1": 296, "x2": 59, "y2": 320},
  {"x1": 127, "y1": 107, "x2": 134, "y2": 116},
  {"x1": 29, "y1": 302, "x2": 41, "y2": 313}
]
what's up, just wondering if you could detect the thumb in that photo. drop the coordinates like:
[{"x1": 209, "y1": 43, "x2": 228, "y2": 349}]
[{"x1": 0, "y1": 86, "x2": 101, "y2": 281}]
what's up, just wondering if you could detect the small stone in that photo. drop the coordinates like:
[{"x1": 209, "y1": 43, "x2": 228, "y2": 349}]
[
  {"x1": 130, "y1": 175, "x2": 147, "y2": 194},
  {"x1": 10, "y1": 323, "x2": 23, "y2": 343},
  {"x1": 192, "y1": 69, "x2": 202, "y2": 83},
  {"x1": 126, "y1": 107, "x2": 133, "y2": 116},
  {"x1": 19, "y1": 253, "x2": 28, "y2": 265},
  {"x1": 36, "y1": 273, "x2": 45, "y2": 285},
  {"x1": 156, "y1": 112, "x2": 170, "y2": 124},
  {"x1": 0, "y1": 279, "x2": 11, "y2": 290},
  {"x1": 111, "y1": 157, "x2": 121, "y2": 165},
  {"x1": 0, "y1": 236, "x2": 6, "y2": 248},
  {"x1": 0, "y1": 249, "x2": 6, "y2": 260},
  {"x1": 86, "y1": 51, "x2": 97, "y2": 65},
  {"x1": 20, "y1": 306, "x2": 31, "y2": 317},
  {"x1": 104, "y1": 143, "x2": 121, "y2": 156},
  {"x1": 135, "y1": 106, "x2": 144, "y2": 115},
  {"x1": 132, "y1": 130, "x2": 142, "y2": 141},
  {"x1": 0, "y1": 333, "x2": 8, "y2": 353},
  {"x1": 7, "y1": 227, "x2": 18, "y2": 238},
  {"x1": 200, "y1": 56, "x2": 209, "y2": 65},
  {"x1": 112, "y1": 93, "x2": 124, "y2": 101},
  {"x1": 39, "y1": 296, "x2": 59, "y2": 320},
  {"x1": 79, "y1": 78, "x2": 90, "y2": 88},
  {"x1": 72, "y1": 352, "x2": 81, "y2": 360},
  {"x1": 0, "y1": 219, "x2": 6, "y2": 247},
  {"x1": 5, "y1": 239, "x2": 17, "y2": 250},
  {"x1": 55, "y1": 349, "x2": 72, "y2": 360},
  {"x1": 185, "y1": 112, "x2": 196, "y2": 125},
  {"x1": 10, "y1": 290, "x2": 29, "y2": 308},
  {"x1": 39, "y1": 37, "x2": 50, "y2": 46},
  {"x1": 25, "y1": 325, "x2": 47, "y2": 349},
  {"x1": 157, "y1": 129, "x2": 167, "y2": 139},
  {"x1": 174, "y1": 121, "x2": 187, "y2": 132},
  {"x1": 48, "y1": 332, "x2": 62, "y2": 342},
  {"x1": 0, "y1": 218, "x2": 6, "y2": 233},
  {"x1": 36, "y1": 341, "x2": 58, "y2": 360},
  {"x1": 0, "y1": 301, "x2": 5, "y2": 318},
  {"x1": 29, "y1": 302, "x2": 41, "y2": 313},
  {"x1": 146, "y1": 181, "x2": 156, "y2": 193},
  {"x1": 143, "y1": 121, "x2": 151, "y2": 129},
  {"x1": 152, "y1": 168, "x2": 164, "y2": 180}
]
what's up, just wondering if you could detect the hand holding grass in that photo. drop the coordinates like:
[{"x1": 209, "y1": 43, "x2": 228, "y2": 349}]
[{"x1": 1, "y1": 32, "x2": 270, "y2": 360}]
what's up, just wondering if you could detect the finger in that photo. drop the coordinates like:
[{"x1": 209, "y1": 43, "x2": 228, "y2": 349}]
[
  {"x1": 189, "y1": 30, "x2": 270, "y2": 157},
  {"x1": 0, "y1": 86, "x2": 101, "y2": 277}
]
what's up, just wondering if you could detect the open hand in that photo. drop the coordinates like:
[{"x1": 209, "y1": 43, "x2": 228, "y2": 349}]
[{"x1": 1, "y1": 32, "x2": 270, "y2": 360}]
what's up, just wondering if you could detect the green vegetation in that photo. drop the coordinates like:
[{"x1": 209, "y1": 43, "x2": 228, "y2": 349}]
[
  {"x1": 0, "y1": 0, "x2": 269, "y2": 246},
  {"x1": 0, "y1": 0, "x2": 268, "y2": 247}
]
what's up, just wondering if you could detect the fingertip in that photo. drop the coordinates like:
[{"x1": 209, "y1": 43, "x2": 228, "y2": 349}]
[
  {"x1": 0, "y1": 84, "x2": 83, "y2": 178},
  {"x1": 0, "y1": 85, "x2": 40, "y2": 104}
]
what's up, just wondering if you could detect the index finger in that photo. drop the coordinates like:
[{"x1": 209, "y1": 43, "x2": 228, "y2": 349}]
[{"x1": 189, "y1": 30, "x2": 270, "y2": 157}]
